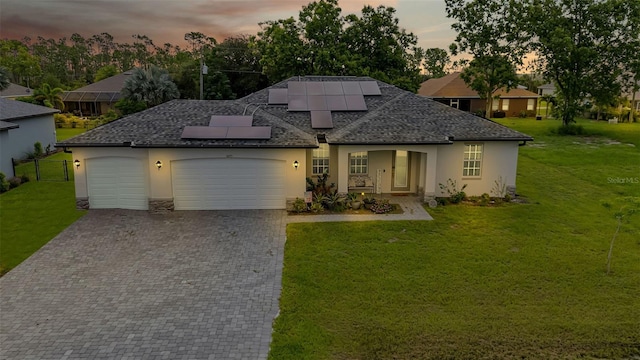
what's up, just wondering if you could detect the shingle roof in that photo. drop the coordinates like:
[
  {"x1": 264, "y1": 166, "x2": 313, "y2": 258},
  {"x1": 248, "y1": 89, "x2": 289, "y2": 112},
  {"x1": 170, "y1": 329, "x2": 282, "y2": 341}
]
[
  {"x1": 0, "y1": 83, "x2": 31, "y2": 98},
  {"x1": 419, "y1": 72, "x2": 539, "y2": 99},
  {"x1": 0, "y1": 98, "x2": 59, "y2": 121},
  {"x1": 58, "y1": 76, "x2": 532, "y2": 149},
  {"x1": 62, "y1": 70, "x2": 133, "y2": 103},
  {"x1": 0, "y1": 120, "x2": 19, "y2": 131}
]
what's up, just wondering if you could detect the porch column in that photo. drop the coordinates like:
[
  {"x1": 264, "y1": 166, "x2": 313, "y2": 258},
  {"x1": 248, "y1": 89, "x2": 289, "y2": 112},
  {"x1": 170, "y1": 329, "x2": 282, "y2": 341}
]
[
  {"x1": 424, "y1": 149, "x2": 437, "y2": 200},
  {"x1": 337, "y1": 146, "x2": 350, "y2": 193}
]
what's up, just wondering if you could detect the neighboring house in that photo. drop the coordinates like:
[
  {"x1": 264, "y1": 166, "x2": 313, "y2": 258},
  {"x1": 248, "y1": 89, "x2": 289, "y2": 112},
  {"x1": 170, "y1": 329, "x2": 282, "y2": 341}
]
[
  {"x1": 418, "y1": 72, "x2": 540, "y2": 117},
  {"x1": 0, "y1": 98, "x2": 58, "y2": 176},
  {"x1": 0, "y1": 83, "x2": 32, "y2": 99},
  {"x1": 58, "y1": 76, "x2": 532, "y2": 211},
  {"x1": 537, "y1": 83, "x2": 556, "y2": 97},
  {"x1": 62, "y1": 70, "x2": 133, "y2": 116}
]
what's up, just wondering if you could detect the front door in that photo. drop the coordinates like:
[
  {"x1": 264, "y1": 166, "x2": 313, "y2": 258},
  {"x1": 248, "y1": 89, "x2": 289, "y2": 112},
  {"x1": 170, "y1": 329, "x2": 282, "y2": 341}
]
[{"x1": 391, "y1": 150, "x2": 410, "y2": 192}]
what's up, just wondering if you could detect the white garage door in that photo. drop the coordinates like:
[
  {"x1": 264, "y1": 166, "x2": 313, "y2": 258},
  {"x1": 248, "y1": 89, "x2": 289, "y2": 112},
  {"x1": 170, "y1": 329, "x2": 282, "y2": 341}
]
[
  {"x1": 172, "y1": 158, "x2": 286, "y2": 210},
  {"x1": 86, "y1": 157, "x2": 148, "y2": 210}
]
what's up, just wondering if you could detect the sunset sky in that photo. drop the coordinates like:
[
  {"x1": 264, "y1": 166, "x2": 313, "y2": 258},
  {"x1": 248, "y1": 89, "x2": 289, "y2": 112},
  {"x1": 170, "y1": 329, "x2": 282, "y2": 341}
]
[{"x1": 1, "y1": 0, "x2": 456, "y2": 51}]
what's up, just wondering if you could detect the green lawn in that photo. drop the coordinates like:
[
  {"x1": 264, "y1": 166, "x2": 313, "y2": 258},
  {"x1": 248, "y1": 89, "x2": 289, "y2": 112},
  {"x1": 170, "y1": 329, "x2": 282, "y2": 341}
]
[
  {"x1": 56, "y1": 127, "x2": 87, "y2": 141},
  {"x1": 1, "y1": 150, "x2": 86, "y2": 276},
  {"x1": 271, "y1": 118, "x2": 640, "y2": 359}
]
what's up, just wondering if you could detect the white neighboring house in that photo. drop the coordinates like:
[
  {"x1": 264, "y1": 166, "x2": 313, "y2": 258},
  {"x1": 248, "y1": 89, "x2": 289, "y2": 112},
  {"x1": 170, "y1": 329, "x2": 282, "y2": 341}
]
[
  {"x1": 58, "y1": 76, "x2": 533, "y2": 211},
  {"x1": 0, "y1": 98, "x2": 59, "y2": 177},
  {"x1": 537, "y1": 83, "x2": 556, "y2": 96}
]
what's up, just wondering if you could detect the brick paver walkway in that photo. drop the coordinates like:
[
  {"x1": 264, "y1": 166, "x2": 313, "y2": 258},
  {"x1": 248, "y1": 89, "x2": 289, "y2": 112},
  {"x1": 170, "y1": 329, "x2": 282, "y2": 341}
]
[{"x1": 0, "y1": 210, "x2": 286, "y2": 360}]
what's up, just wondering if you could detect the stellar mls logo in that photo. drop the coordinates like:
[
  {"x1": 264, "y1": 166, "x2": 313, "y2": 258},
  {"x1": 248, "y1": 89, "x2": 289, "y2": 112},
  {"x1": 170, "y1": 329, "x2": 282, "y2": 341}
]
[{"x1": 607, "y1": 177, "x2": 639, "y2": 184}]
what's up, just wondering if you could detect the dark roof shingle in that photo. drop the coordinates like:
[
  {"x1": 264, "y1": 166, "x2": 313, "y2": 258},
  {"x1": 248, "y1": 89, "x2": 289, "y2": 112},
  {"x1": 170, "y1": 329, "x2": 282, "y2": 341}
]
[
  {"x1": 0, "y1": 98, "x2": 59, "y2": 121},
  {"x1": 59, "y1": 76, "x2": 532, "y2": 149}
]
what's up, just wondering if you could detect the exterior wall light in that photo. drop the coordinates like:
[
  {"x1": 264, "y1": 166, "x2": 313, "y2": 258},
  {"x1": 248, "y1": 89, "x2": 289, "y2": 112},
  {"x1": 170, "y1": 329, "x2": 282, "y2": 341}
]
[
  {"x1": 155, "y1": 160, "x2": 162, "y2": 170},
  {"x1": 74, "y1": 159, "x2": 80, "y2": 169},
  {"x1": 293, "y1": 160, "x2": 299, "y2": 170}
]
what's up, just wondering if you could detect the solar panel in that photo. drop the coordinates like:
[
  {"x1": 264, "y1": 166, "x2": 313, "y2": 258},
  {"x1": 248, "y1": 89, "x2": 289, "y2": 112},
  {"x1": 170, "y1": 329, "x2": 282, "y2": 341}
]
[
  {"x1": 306, "y1": 82, "x2": 325, "y2": 95},
  {"x1": 268, "y1": 89, "x2": 288, "y2": 104},
  {"x1": 325, "y1": 95, "x2": 348, "y2": 111},
  {"x1": 288, "y1": 95, "x2": 309, "y2": 111},
  {"x1": 308, "y1": 95, "x2": 328, "y2": 111},
  {"x1": 345, "y1": 95, "x2": 367, "y2": 111},
  {"x1": 181, "y1": 126, "x2": 228, "y2": 139},
  {"x1": 226, "y1": 126, "x2": 272, "y2": 139},
  {"x1": 310, "y1": 111, "x2": 334, "y2": 129},
  {"x1": 288, "y1": 82, "x2": 306, "y2": 95},
  {"x1": 359, "y1": 81, "x2": 381, "y2": 95},
  {"x1": 181, "y1": 126, "x2": 272, "y2": 139},
  {"x1": 323, "y1": 82, "x2": 344, "y2": 95},
  {"x1": 342, "y1": 81, "x2": 363, "y2": 95},
  {"x1": 209, "y1": 115, "x2": 253, "y2": 127}
]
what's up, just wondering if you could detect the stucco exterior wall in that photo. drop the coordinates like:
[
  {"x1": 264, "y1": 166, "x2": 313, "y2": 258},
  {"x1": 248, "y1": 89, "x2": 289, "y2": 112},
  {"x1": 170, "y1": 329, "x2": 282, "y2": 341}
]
[
  {"x1": 435, "y1": 141, "x2": 520, "y2": 196},
  {"x1": 0, "y1": 131, "x2": 13, "y2": 176},
  {"x1": 3, "y1": 115, "x2": 56, "y2": 162}
]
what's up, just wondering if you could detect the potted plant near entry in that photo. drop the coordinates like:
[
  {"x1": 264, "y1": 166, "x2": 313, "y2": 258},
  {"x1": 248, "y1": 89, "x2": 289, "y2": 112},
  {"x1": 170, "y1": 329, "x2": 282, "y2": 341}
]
[{"x1": 348, "y1": 193, "x2": 361, "y2": 210}]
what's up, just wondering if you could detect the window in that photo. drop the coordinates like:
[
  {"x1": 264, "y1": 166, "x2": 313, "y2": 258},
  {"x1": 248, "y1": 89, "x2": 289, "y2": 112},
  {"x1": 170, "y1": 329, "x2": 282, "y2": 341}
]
[
  {"x1": 350, "y1": 152, "x2": 368, "y2": 174},
  {"x1": 527, "y1": 98, "x2": 535, "y2": 111},
  {"x1": 450, "y1": 99, "x2": 459, "y2": 109},
  {"x1": 501, "y1": 99, "x2": 510, "y2": 111},
  {"x1": 463, "y1": 144, "x2": 483, "y2": 177},
  {"x1": 312, "y1": 143, "x2": 330, "y2": 175},
  {"x1": 491, "y1": 99, "x2": 499, "y2": 111}
]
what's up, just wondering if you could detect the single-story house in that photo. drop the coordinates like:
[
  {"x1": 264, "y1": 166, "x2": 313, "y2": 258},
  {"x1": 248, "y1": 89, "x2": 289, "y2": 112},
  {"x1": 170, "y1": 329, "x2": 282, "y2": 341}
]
[
  {"x1": 418, "y1": 72, "x2": 540, "y2": 117},
  {"x1": 0, "y1": 98, "x2": 59, "y2": 176},
  {"x1": 57, "y1": 76, "x2": 533, "y2": 211},
  {"x1": 62, "y1": 70, "x2": 133, "y2": 116},
  {"x1": 0, "y1": 83, "x2": 32, "y2": 99}
]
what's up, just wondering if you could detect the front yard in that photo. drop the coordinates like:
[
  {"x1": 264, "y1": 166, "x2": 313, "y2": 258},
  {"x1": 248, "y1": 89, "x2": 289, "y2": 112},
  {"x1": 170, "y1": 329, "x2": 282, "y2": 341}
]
[
  {"x1": 271, "y1": 118, "x2": 640, "y2": 359},
  {"x1": 0, "y1": 132, "x2": 86, "y2": 276}
]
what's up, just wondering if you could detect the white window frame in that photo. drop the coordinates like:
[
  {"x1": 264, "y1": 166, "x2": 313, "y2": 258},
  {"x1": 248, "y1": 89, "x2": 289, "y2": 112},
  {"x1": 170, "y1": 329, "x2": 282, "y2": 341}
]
[
  {"x1": 527, "y1": 98, "x2": 535, "y2": 111},
  {"x1": 501, "y1": 99, "x2": 510, "y2": 111},
  {"x1": 491, "y1": 98, "x2": 499, "y2": 111},
  {"x1": 349, "y1": 151, "x2": 368, "y2": 174},
  {"x1": 463, "y1": 144, "x2": 483, "y2": 178},
  {"x1": 450, "y1": 99, "x2": 460, "y2": 109},
  {"x1": 312, "y1": 143, "x2": 330, "y2": 175}
]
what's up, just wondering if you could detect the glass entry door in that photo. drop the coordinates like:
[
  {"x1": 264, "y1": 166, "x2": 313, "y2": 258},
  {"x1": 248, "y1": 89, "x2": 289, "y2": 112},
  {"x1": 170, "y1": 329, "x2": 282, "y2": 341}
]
[{"x1": 392, "y1": 151, "x2": 410, "y2": 191}]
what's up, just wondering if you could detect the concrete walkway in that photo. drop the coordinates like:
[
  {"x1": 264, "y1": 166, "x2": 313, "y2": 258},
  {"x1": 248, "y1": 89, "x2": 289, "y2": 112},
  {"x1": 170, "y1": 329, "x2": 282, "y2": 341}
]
[{"x1": 286, "y1": 194, "x2": 433, "y2": 223}]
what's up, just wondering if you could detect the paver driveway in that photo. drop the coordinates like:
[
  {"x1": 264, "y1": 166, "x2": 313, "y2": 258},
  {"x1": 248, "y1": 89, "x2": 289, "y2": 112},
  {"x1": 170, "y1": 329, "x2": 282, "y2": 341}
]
[{"x1": 0, "y1": 209, "x2": 286, "y2": 360}]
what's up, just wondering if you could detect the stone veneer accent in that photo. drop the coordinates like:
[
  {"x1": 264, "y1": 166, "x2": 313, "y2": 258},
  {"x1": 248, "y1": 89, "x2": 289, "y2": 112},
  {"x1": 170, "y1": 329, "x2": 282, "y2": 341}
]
[
  {"x1": 76, "y1": 198, "x2": 89, "y2": 210},
  {"x1": 149, "y1": 199, "x2": 174, "y2": 213}
]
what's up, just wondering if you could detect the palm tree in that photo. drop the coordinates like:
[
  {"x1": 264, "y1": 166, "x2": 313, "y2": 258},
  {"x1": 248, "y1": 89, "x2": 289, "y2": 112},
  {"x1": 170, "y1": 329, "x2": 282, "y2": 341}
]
[
  {"x1": 34, "y1": 83, "x2": 65, "y2": 110},
  {"x1": 122, "y1": 66, "x2": 180, "y2": 107},
  {"x1": 0, "y1": 66, "x2": 10, "y2": 91}
]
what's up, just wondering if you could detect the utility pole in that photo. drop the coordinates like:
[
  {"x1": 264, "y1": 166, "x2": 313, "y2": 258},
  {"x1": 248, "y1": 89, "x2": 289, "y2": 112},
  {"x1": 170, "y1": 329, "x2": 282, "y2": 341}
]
[{"x1": 199, "y1": 57, "x2": 208, "y2": 100}]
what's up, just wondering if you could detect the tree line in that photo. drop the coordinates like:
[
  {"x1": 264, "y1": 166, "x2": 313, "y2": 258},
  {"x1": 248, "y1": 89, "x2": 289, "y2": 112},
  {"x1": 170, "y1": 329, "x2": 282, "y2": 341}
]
[{"x1": 0, "y1": 0, "x2": 454, "y2": 104}]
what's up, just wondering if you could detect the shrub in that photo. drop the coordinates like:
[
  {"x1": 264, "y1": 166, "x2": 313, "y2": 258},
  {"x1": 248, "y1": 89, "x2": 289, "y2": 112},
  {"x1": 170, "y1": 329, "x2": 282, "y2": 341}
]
[
  {"x1": 492, "y1": 110, "x2": 506, "y2": 118},
  {"x1": 20, "y1": 174, "x2": 30, "y2": 183},
  {"x1": 369, "y1": 199, "x2": 394, "y2": 214},
  {"x1": 480, "y1": 193, "x2": 491, "y2": 206},
  {"x1": 439, "y1": 179, "x2": 468, "y2": 204},
  {"x1": 0, "y1": 172, "x2": 10, "y2": 193},
  {"x1": 34, "y1": 142, "x2": 44, "y2": 158},
  {"x1": 8, "y1": 177, "x2": 21, "y2": 189},
  {"x1": 518, "y1": 110, "x2": 528, "y2": 118},
  {"x1": 491, "y1": 176, "x2": 507, "y2": 199},
  {"x1": 556, "y1": 124, "x2": 585, "y2": 135},
  {"x1": 292, "y1": 198, "x2": 307, "y2": 213},
  {"x1": 323, "y1": 191, "x2": 346, "y2": 212}
]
